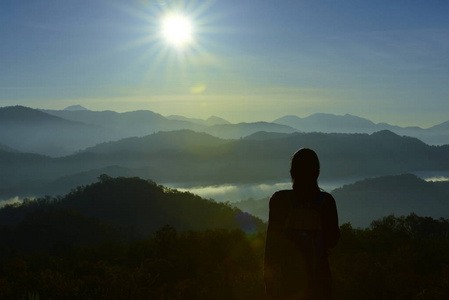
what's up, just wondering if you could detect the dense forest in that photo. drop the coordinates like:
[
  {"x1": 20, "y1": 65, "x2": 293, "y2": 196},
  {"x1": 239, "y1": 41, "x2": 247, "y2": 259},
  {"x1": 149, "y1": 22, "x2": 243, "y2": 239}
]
[
  {"x1": 1, "y1": 177, "x2": 449, "y2": 299},
  {"x1": 1, "y1": 217, "x2": 448, "y2": 299}
]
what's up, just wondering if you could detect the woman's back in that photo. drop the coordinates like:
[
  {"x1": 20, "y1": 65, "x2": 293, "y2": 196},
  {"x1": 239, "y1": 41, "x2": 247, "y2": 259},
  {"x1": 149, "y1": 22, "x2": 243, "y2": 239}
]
[{"x1": 264, "y1": 148, "x2": 340, "y2": 300}]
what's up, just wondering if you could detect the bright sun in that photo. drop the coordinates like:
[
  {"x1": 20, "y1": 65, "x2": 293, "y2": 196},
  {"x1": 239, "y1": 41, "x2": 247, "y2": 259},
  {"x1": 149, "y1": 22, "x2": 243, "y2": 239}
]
[{"x1": 161, "y1": 14, "x2": 194, "y2": 48}]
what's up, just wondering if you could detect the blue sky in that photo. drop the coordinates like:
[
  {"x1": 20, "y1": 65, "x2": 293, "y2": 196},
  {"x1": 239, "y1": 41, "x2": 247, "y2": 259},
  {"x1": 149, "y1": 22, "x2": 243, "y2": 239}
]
[{"x1": 1, "y1": 0, "x2": 448, "y2": 127}]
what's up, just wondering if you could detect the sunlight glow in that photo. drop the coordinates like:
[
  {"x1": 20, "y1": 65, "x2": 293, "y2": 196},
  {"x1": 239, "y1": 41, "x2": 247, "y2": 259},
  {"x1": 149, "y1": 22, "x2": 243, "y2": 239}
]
[
  {"x1": 161, "y1": 14, "x2": 194, "y2": 48},
  {"x1": 114, "y1": 0, "x2": 226, "y2": 116}
]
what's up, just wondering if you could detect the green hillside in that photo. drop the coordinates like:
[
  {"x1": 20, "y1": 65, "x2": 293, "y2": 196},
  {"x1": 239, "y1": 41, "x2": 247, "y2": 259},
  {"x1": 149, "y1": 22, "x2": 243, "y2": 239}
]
[{"x1": 0, "y1": 176, "x2": 265, "y2": 251}]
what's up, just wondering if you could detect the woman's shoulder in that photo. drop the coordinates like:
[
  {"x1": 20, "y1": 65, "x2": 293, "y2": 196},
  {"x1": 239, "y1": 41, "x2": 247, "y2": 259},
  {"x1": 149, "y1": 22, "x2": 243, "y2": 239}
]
[
  {"x1": 271, "y1": 189, "x2": 294, "y2": 199},
  {"x1": 320, "y1": 190, "x2": 337, "y2": 208},
  {"x1": 269, "y1": 190, "x2": 293, "y2": 206},
  {"x1": 272, "y1": 189, "x2": 294, "y2": 196},
  {"x1": 320, "y1": 190, "x2": 333, "y2": 199},
  {"x1": 270, "y1": 189, "x2": 335, "y2": 205}
]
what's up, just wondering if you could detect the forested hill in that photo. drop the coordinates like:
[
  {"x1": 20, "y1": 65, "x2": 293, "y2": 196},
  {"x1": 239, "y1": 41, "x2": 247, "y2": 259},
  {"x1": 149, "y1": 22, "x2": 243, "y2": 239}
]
[
  {"x1": 233, "y1": 174, "x2": 449, "y2": 228},
  {"x1": 0, "y1": 176, "x2": 264, "y2": 252},
  {"x1": 333, "y1": 174, "x2": 449, "y2": 227}
]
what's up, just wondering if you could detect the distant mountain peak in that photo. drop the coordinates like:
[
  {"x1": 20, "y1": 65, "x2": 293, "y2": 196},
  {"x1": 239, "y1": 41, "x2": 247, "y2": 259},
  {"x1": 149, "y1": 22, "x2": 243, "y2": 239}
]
[
  {"x1": 371, "y1": 129, "x2": 398, "y2": 137},
  {"x1": 0, "y1": 105, "x2": 66, "y2": 123},
  {"x1": 166, "y1": 114, "x2": 230, "y2": 126},
  {"x1": 205, "y1": 116, "x2": 231, "y2": 125},
  {"x1": 64, "y1": 105, "x2": 89, "y2": 111}
]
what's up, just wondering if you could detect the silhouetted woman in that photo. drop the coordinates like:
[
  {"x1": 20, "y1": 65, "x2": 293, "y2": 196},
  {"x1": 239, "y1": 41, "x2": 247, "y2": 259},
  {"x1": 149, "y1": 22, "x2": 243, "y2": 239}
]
[{"x1": 264, "y1": 148, "x2": 340, "y2": 300}]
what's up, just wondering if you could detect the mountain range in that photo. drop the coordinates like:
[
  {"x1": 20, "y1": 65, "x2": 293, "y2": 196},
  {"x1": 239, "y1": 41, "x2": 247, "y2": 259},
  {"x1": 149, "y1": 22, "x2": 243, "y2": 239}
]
[
  {"x1": 1, "y1": 126, "x2": 449, "y2": 200},
  {"x1": 0, "y1": 106, "x2": 115, "y2": 156},
  {"x1": 273, "y1": 114, "x2": 449, "y2": 145},
  {"x1": 1, "y1": 104, "x2": 449, "y2": 231},
  {"x1": 0, "y1": 105, "x2": 448, "y2": 157}
]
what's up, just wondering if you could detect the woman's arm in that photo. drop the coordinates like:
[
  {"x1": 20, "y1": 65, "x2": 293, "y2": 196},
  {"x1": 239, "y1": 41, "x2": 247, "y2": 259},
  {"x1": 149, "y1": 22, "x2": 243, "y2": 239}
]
[
  {"x1": 323, "y1": 193, "x2": 340, "y2": 249},
  {"x1": 264, "y1": 192, "x2": 288, "y2": 296}
]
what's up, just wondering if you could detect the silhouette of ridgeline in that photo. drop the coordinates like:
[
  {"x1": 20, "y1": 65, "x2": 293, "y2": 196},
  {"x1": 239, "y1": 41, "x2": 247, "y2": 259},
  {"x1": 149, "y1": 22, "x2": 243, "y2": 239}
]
[{"x1": 0, "y1": 176, "x2": 264, "y2": 252}]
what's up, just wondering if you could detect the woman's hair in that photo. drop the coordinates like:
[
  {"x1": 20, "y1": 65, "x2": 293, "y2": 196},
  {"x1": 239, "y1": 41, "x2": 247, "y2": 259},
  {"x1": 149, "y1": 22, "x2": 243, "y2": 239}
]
[{"x1": 290, "y1": 148, "x2": 320, "y2": 190}]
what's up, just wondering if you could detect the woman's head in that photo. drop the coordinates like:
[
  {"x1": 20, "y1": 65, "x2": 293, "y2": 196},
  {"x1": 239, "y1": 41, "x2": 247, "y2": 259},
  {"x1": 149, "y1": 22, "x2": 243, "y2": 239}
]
[{"x1": 290, "y1": 148, "x2": 320, "y2": 186}]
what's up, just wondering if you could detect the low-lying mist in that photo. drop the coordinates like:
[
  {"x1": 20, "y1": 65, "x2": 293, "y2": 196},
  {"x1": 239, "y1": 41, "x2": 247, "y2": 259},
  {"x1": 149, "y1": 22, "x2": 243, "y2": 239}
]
[
  {"x1": 413, "y1": 171, "x2": 449, "y2": 182},
  {"x1": 170, "y1": 182, "x2": 291, "y2": 202},
  {"x1": 165, "y1": 177, "x2": 364, "y2": 203}
]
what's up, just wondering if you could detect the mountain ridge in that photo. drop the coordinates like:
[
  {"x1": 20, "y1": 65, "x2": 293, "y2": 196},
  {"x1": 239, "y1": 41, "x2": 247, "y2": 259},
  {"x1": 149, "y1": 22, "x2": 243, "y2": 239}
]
[
  {"x1": 1, "y1": 105, "x2": 449, "y2": 159},
  {"x1": 63, "y1": 104, "x2": 89, "y2": 111},
  {"x1": 2, "y1": 129, "x2": 449, "y2": 199},
  {"x1": 0, "y1": 106, "x2": 115, "y2": 156},
  {"x1": 166, "y1": 114, "x2": 231, "y2": 126},
  {"x1": 273, "y1": 113, "x2": 449, "y2": 145}
]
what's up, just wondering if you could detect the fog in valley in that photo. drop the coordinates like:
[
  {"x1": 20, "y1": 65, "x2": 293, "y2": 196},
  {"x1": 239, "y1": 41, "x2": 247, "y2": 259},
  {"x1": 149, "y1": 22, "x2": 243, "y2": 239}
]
[
  {"x1": 167, "y1": 172, "x2": 449, "y2": 228},
  {"x1": 168, "y1": 178, "x2": 364, "y2": 203},
  {"x1": 173, "y1": 171, "x2": 449, "y2": 203}
]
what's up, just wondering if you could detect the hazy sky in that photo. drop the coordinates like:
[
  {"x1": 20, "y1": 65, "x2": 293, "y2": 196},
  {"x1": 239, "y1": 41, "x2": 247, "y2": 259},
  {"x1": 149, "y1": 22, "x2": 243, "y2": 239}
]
[{"x1": 1, "y1": 0, "x2": 449, "y2": 127}]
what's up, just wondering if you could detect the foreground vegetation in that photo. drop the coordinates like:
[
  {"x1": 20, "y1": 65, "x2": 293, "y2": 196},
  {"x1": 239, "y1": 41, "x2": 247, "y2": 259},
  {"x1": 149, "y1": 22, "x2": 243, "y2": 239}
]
[
  {"x1": 0, "y1": 177, "x2": 448, "y2": 299},
  {"x1": 1, "y1": 215, "x2": 448, "y2": 299}
]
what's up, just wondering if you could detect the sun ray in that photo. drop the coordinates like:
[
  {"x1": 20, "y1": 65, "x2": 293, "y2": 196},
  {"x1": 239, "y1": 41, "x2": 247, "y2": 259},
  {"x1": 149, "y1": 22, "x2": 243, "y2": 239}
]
[{"x1": 108, "y1": 0, "x2": 237, "y2": 104}]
